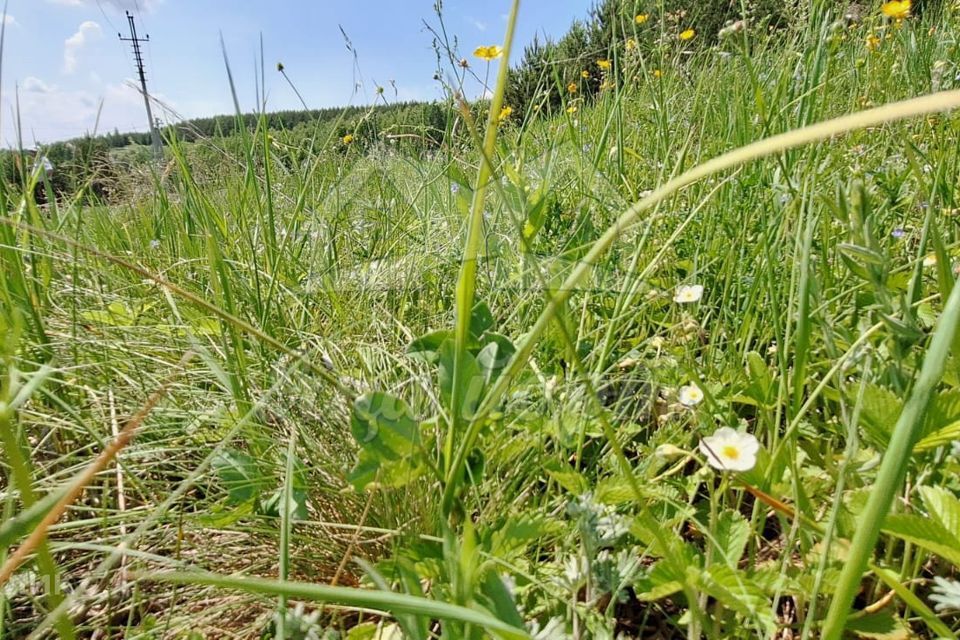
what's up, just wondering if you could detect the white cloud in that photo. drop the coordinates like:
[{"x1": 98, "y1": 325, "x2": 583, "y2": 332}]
[
  {"x1": 2, "y1": 15, "x2": 17, "y2": 27},
  {"x1": 22, "y1": 77, "x2": 55, "y2": 93},
  {"x1": 2, "y1": 80, "x2": 173, "y2": 145},
  {"x1": 63, "y1": 20, "x2": 102, "y2": 74}
]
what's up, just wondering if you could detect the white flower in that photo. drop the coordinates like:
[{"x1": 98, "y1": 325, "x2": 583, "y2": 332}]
[
  {"x1": 673, "y1": 284, "x2": 704, "y2": 303},
  {"x1": 923, "y1": 254, "x2": 937, "y2": 267},
  {"x1": 678, "y1": 384, "x2": 704, "y2": 407},
  {"x1": 699, "y1": 427, "x2": 760, "y2": 472},
  {"x1": 149, "y1": 239, "x2": 161, "y2": 250}
]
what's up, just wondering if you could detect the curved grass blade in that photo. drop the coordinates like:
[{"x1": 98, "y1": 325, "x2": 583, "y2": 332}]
[{"x1": 147, "y1": 571, "x2": 531, "y2": 640}]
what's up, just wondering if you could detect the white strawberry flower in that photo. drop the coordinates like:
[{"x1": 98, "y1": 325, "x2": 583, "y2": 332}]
[
  {"x1": 673, "y1": 284, "x2": 704, "y2": 303},
  {"x1": 699, "y1": 427, "x2": 760, "y2": 472},
  {"x1": 678, "y1": 383, "x2": 704, "y2": 407}
]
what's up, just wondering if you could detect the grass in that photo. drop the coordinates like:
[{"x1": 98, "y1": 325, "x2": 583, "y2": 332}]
[{"x1": 3, "y1": 2, "x2": 960, "y2": 638}]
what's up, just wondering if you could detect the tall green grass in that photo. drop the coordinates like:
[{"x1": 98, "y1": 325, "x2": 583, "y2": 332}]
[{"x1": 3, "y1": 1, "x2": 960, "y2": 638}]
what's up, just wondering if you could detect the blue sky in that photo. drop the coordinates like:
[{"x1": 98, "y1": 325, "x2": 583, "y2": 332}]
[{"x1": 0, "y1": 0, "x2": 593, "y2": 146}]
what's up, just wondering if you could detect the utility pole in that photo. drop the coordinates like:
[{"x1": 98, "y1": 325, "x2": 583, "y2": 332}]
[{"x1": 119, "y1": 11, "x2": 162, "y2": 160}]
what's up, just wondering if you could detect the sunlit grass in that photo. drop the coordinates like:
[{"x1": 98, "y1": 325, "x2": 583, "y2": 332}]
[{"x1": 3, "y1": 1, "x2": 960, "y2": 638}]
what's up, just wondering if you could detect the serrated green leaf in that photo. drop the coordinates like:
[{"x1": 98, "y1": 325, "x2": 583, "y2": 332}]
[
  {"x1": 695, "y1": 564, "x2": 776, "y2": 633},
  {"x1": 919, "y1": 486, "x2": 960, "y2": 539},
  {"x1": 713, "y1": 510, "x2": 751, "y2": 566},
  {"x1": 882, "y1": 514, "x2": 960, "y2": 566},
  {"x1": 856, "y1": 384, "x2": 902, "y2": 449},
  {"x1": 845, "y1": 609, "x2": 910, "y2": 640}
]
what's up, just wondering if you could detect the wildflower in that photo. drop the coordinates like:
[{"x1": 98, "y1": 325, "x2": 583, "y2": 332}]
[
  {"x1": 473, "y1": 45, "x2": 503, "y2": 61},
  {"x1": 497, "y1": 105, "x2": 513, "y2": 123},
  {"x1": 458, "y1": 58, "x2": 469, "y2": 68},
  {"x1": 891, "y1": 228, "x2": 906, "y2": 239},
  {"x1": 600, "y1": 80, "x2": 615, "y2": 91},
  {"x1": 678, "y1": 384, "x2": 704, "y2": 407},
  {"x1": 597, "y1": 59, "x2": 612, "y2": 70},
  {"x1": 931, "y1": 577, "x2": 960, "y2": 612},
  {"x1": 635, "y1": 13, "x2": 649, "y2": 24},
  {"x1": 655, "y1": 443, "x2": 686, "y2": 459},
  {"x1": 149, "y1": 239, "x2": 161, "y2": 250},
  {"x1": 566, "y1": 105, "x2": 578, "y2": 114},
  {"x1": 653, "y1": 69, "x2": 663, "y2": 78},
  {"x1": 881, "y1": 0, "x2": 911, "y2": 19},
  {"x1": 450, "y1": 183, "x2": 459, "y2": 194},
  {"x1": 923, "y1": 254, "x2": 937, "y2": 267},
  {"x1": 699, "y1": 427, "x2": 760, "y2": 472},
  {"x1": 567, "y1": 82, "x2": 578, "y2": 94},
  {"x1": 866, "y1": 33, "x2": 881, "y2": 49},
  {"x1": 625, "y1": 38, "x2": 637, "y2": 51},
  {"x1": 581, "y1": 69, "x2": 590, "y2": 78},
  {"x1": 673, "y1": 284, "x2": 703, "y2": 303},
  {"x1": 719, "y1": 19, "x2": 747, "y2": 37},
  {"x1": 679, "y1": 28, "x2": 696, "y2": 41},
  {"x1": 342, "y1": 133, "x2": 354, "y2": 145}
]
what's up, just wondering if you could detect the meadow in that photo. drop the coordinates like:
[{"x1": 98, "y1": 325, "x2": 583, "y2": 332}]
[{"x1": 3, "y1": 1, "x2": 960, "y2": 638}]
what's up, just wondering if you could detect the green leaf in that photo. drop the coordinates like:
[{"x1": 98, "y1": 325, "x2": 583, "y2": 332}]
[
  {"x1": 695, "y1": 565, "x2": 776, "y2": 634},
  {"x1": 439, "y1": 340, "x2": 483, "y2": 420},
  {"x1": 211, "y1": 449, "x2": 266, "y2": 504},
  {"x1": 470, "y1": 301, "x2": 495, "y2": 338},
  {"x1": 475, "y1": 332, "x2": 516, "y2": 386},
  {"x1": 845, "y1": 609, "x2": 910, "y2": 640},
  {"x1": 919, "y1": 486, "x2": 960, "y2": 538},
  {"x1": 856, "y1": 384, "x2": 902, "y2": 449},
  {"x1": 916, "y1": 390, "x2": 960, "y2": 451},
  {"x1": 348, "y1": 392, "x2": 423, "y2": 491},
  {"x1": 489, "y1": 513, "x2": 562, "y2": 559},
  {"x1": 407, "y1": 330, "x2": 454, "y2": 364},
  {"x1": 712, "y1": 510, "x2": 751, "y2": 566},
  {"x1": 743, "y1": 351, "x2": 775, "y2": 407},
  {"x1": 479, "y1": 572, "x2": 525, "y2": 630},
  {"x1": 544, "y1": 462, "x2": 588, "y2": 495},
  {"x1": 882, "y1": 514, "x2": 960, "y2": 566},
  {"x1": 258, "y1": 488, "x2": 309, "y2": 521}
]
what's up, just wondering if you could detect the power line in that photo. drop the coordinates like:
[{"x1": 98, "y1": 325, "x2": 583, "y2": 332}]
[{"x1": 118, "y1": 10, "x2": 162, "y2": 160}]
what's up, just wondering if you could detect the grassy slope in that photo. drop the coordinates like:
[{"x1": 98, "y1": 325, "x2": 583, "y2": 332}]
[{"x1": 3, "y1": 4, "x2": 960, "y2": 638}]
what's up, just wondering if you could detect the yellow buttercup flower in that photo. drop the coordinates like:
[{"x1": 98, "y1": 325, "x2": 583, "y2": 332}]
[
  {"x1": 635, "y1": 13, "x2": 649, "y2": 24},
  {"x1": 473, "y1": 45, "x2": 503, "y2": 61},
  {"x1": 342, "y1": 134, "x2": 354, "y2": 145},
  {"x1": 581, "y1": 69, "x2": 590, "y2": 78},
  {"x1": 597, "y1": 59, "x2": 612, "y2": 70},
  {"x1": 625, "y1": 38, "x2": 637, "y2": 51},
  {"x1": 566, "y1": 105, "x2": 578, "y2": 114},
  {"x1": 600, "y1": 80, "x2": 614, "y2": 91},
  {"x1": 866, "y1": 34, "x2": 881, "y2": 49},
  {"x1": 653, "y1": 69, "x2": 662, "y2": 78},
  {"x1": 497, "y1": 106, "x2": 513, "y2": 123},
  {"x1": 567, "y1": 82, "x2": 578, "y2": 94},
  {"x1": 881, "y1": 0, "x2": 911, "y2": 19},
  {"x1": 679, "y1": 28, "x2": 696, "y2": 41}
]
